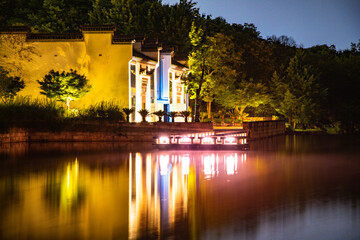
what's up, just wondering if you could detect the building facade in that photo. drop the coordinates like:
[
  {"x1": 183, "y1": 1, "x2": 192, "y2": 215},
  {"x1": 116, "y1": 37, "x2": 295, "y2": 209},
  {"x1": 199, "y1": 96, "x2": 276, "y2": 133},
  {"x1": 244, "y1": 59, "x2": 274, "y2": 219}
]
[{"x1": 0, "y1": 25, "x2": 188, "y2": 122}]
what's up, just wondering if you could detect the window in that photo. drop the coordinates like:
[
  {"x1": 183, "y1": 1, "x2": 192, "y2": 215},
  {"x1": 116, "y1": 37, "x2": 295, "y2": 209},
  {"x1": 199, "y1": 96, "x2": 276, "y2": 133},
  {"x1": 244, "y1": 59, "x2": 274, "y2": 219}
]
[{"x1": 131, "y1": 65, "x2": 136, "y2": 88}]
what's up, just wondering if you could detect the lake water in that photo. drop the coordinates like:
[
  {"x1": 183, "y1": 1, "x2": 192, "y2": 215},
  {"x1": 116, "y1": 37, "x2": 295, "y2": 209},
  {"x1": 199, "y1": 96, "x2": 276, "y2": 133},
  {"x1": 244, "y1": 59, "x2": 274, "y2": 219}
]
[{"x1": 0, "y1": 135, "x2": 360, "y2": 240}]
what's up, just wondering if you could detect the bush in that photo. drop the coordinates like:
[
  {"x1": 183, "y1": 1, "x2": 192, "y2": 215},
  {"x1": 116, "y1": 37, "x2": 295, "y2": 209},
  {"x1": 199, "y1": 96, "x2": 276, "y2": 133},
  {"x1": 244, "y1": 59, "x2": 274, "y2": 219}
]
[
  {"x1": 0, "y1": 96, "x2": 65, "y2": 131},
  {"x1": 79, "y1": 101, "x2": 125, "y2": 121}
]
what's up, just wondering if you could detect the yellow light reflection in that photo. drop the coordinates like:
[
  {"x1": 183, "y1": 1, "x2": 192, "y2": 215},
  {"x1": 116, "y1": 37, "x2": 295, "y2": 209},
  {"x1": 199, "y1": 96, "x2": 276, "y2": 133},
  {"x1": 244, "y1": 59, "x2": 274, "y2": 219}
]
[{"x1": 61, "y1": 158, "x2": 80, "y2": 211}]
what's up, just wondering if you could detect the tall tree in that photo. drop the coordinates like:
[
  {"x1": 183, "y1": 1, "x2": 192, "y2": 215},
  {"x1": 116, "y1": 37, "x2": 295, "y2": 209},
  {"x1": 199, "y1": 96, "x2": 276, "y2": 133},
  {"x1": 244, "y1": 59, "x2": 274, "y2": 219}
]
[
  {"x1": 271, "y1": 50, "x2": 326, "y2": 128},
  {"x1": 187, "y1": 22, "x2": 239, "y2": 122}
]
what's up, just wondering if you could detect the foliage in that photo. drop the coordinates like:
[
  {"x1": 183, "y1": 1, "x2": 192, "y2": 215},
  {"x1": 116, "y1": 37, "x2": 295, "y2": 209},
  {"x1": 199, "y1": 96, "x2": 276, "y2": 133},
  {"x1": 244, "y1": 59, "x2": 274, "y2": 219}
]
[
  {"x1": 169, "y1": 111, "x2": 178, "y2": 122},
  {"x1": 79, "y1": 101, "x2": 125, "y2": 121},
  {"x1": 180, "y1": 110, "x2": 190, "y2": 123},
  {"x1": 187, "y1": 22, "x2": 241, "y2": 122},
  {"x1": 0, "y1": 66, "x2": 25, "y2": 103},
  {"x1": 138, "y1": 109, "x2": 150, "y2": 123},
  {"x1": 37, "y1": 69, "x2": 91, "y2": 109},
  {"x1": 122, "y1": 107, "x2": 134, "y2": 123},
  {"x1": 2, "y1": 0, "x2": 360, "y2": 132},
  {"x1": 152, "y1": 110, "x2": 166, "y2": 122},
  {"x1": 271, "y1": 50, "x2": 327, "y2": 128},
  {"x1": 0, "y1": 96, "x2": 65, "y2": 130}
]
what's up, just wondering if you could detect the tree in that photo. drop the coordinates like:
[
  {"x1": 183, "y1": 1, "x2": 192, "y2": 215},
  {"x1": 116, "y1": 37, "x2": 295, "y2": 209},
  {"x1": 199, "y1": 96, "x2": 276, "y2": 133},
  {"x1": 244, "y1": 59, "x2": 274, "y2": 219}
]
[
  {"x1": 215, "y1": 79, "x2": 270, "y2": 121},
  {"x1": 187, "y1": 22, "x2": 240, "y2": 122},
  {"x1": 180, "y1": 110, "x2": 190, "y2": 123},
  {"x1": 0, "y1": 66, "x2": 25, "y2": 103},
  {"x1": 271, "y1": 50, "x2": 326, "y2": 128},
  {"x1": 153, "y1": 110, "x2": 166, "y2": 122},
  {"x1": 123, "y1": 107, "x2": 134, "y2": 123},
  {"x1": 169, "y1": 111, "x2": 178, "y2": 122},
  {"x1": 138, "y1": 109, "x2": 150, "y2": 122},
  {"x1": 37, "y1": 69, "x2": 91, "y2": 109}
]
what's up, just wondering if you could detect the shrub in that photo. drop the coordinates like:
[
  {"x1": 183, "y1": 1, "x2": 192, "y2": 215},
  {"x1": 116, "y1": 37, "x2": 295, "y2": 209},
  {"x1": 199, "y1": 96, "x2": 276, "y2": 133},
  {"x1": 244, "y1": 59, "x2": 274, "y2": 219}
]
[
  {"x1": 0, "y1": 96, "x2": 65, "y2": 131},
  {"x1": 79, "y1": 101, "x2": 125, "y2": 121}
]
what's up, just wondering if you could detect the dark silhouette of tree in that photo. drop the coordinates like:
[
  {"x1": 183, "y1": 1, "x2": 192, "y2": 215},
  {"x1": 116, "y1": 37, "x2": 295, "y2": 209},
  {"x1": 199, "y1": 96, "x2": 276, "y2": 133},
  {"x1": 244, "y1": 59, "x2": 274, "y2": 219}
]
[
  {"x1": 0, "y1": 66, "x2": 25, "y2": 103},
  {"x1": 123, "y1": 107, "x2": 134, "y2": 123},
  {"x1": 138, "y1": 109, "x2": 150, "y2": 122}
]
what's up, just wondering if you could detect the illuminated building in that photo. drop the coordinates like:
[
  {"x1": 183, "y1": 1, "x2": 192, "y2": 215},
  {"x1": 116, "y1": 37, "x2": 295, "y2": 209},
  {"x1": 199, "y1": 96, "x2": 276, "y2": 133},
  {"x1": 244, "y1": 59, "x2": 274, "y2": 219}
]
[{"x1": 0, "y1": 25, "x2": 188, "y2": 122}]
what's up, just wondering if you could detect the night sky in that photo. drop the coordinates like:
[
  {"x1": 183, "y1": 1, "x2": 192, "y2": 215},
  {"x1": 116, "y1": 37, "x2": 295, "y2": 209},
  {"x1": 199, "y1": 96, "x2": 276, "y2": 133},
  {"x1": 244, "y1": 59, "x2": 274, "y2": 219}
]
[{"x1": 163, "y1": 0, "x2": 360, "y2": 50}]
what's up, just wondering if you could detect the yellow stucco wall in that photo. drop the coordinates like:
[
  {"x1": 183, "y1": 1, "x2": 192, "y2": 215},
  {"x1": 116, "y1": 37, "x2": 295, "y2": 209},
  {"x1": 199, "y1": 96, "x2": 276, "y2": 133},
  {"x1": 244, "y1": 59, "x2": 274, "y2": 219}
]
[{"x1": 0, "y1": 32, "x2": 132, "y2": 108}]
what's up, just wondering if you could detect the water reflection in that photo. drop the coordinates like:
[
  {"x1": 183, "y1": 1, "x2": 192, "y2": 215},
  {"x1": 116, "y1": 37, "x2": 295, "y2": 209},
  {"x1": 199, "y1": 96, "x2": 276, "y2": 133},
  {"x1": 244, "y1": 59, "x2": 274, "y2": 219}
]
[
  {"x1": 128, "y1": 152, "x2": 247, "y2": 239},
  {"x1": 1, "y1": 137, "x2": 360, "y2": 239}
]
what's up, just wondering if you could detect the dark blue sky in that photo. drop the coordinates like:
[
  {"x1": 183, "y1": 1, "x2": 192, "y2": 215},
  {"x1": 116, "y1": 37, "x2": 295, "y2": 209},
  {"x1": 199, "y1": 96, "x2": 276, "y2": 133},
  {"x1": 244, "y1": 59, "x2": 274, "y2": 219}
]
[{"x1": 163, "y1": 0, "x2": 360, "y2": 50}]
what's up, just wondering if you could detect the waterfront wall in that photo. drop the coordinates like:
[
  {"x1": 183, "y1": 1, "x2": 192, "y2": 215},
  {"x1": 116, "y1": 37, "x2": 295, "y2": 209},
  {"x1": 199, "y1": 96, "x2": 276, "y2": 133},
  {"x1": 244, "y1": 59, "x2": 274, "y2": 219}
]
[
  {"x1": 243, "y1": 120, "x2": 286, "y2": 140},
  {"x1": 0, "y1": 122, "x2": 213, "y2": 144}
]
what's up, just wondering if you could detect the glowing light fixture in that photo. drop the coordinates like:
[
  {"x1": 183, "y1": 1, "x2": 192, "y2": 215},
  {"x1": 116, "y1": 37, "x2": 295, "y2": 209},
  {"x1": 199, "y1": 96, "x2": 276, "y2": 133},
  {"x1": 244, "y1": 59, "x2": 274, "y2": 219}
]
[
  {"x1": 159, "y1": 136, "x2": 170, "y2": 144},
  {"x1": 224, "y1": 137, "x2": 236, "y2": 145},
  {"x1": 202, "y1": 137, "x2": 214, "y2": 144},
  {"x1": 179, "y1": 137, "x2": 192, "y2": 144}
]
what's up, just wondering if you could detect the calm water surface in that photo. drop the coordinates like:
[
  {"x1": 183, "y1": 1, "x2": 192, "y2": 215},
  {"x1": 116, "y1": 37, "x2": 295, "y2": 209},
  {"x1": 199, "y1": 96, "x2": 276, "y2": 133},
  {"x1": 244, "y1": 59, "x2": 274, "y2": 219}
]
[{"x1": 0, "y1": 135, "x2": 360, "y2": 240}]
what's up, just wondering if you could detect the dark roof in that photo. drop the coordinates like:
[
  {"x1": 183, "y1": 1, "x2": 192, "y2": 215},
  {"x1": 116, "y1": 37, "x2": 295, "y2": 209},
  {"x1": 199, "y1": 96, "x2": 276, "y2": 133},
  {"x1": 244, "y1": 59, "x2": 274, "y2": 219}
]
[
  {"x1": 81, "y1": 25, "x2": 116, "y2": 32},
  {"x1": 172, "y1": 59, "x2": 187, "y2": 69},
  {"x1": 161, "y1": 45, "x2": 174, "y2": 53},
  {"x1": 0, "y1": 26, "x2": 30, "y2": 33},
  {"x1": 112, "y1": 34, "x2": 145, "y2": 44},
  {"x1": 133, "y1": 50, "x2": 157, "y2": 62},
  {"x1": 26, "y1": 33, "x2": 83, "y2": 41}
]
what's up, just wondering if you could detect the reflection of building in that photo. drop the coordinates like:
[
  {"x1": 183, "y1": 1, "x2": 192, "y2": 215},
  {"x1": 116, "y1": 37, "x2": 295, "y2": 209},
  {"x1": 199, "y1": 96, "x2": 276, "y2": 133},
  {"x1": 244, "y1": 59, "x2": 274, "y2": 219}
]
[
  {"x1": 128, "y1": 152, "x2": 247, "y2": 238},
  {"x1": 0, "y1": 25, "x2": 188, "y2": 122}
]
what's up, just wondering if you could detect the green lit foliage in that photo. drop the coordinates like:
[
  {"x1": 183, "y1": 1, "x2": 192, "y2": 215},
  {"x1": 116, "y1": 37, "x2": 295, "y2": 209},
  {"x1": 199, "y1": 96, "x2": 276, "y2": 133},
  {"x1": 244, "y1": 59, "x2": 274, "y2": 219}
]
[
  {"x1": 271, "y1": 50, "x2": 326, "y2": 128},
  {"x1": 0, "y1": 66, "x2": 25, "y2": 103},
  {"x1": 215, "y1": 79, "x2": 270, "y2": 121},
  {"x1": 37, "y1": 69, "x2": 91, "y2": 109},
  {"x1": 187, "y1": 22, "x2": 241, "y2": 122},
  {"x1": 138, "y1": 109, "x2": 150, "y2": 123}
]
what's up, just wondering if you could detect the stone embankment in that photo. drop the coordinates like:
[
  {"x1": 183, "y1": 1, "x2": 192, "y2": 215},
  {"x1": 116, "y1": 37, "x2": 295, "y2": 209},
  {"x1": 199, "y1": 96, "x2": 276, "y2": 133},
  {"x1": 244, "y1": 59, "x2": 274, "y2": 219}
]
[
  {"x1": 0, "y1": 122, "x2": 213, "y2": 144},
  {"x1": 0, "y1": 121, "x2": 286, "y2": 144},
  {"x1": 243, "y1": 120, "x2": 286, "y2": 140}
]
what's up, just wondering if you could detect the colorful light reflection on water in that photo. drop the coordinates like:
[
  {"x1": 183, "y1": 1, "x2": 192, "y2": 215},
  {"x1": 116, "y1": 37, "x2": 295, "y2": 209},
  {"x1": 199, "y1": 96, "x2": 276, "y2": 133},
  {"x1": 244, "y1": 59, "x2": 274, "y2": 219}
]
[{"x1": 0, "y1": 136, "x2": 360, "y2": 239}]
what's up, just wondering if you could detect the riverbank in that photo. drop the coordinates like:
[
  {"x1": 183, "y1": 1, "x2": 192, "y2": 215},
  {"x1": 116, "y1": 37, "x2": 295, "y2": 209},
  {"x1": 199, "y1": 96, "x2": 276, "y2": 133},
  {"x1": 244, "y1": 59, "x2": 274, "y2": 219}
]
[
  {"x1": 0, "y1": 120, "x2": 288, "y2": 144},
  {"x1": 0, "y1": 122, "x2": 213, "y2": 144}
]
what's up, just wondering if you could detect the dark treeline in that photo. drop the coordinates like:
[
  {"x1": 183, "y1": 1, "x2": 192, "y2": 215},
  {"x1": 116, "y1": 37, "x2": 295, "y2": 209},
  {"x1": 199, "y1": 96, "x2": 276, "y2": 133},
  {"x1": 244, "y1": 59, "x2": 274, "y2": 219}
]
[{"x1": 1, "y1": 0, "x2": 360, "y2": 133}]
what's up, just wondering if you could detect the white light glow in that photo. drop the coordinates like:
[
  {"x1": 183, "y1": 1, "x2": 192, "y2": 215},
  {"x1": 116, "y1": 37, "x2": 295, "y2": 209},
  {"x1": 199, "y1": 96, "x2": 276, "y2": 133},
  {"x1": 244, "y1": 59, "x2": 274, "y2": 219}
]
[
  {"x1": 202, "y1": 137, "x2": 214, "y2": 144},
  {"x1": 159, "y1": 137, "x2": 170, "y2": 144},
  {"x1": 160, "y1": 155, "x2": 169, "y2": 175},
  {"x1": 179, "y1": 137, "x2": 191, "y2": 144},
  {"x1": 204, "y1": 154, "x2": 215, "y2": 177},
  {"x1": 224, "y1": 137, "x2": 236, "y2": 145},
  {"x1": 182, "y1": 155, "x2": 190, "y2": 175},
  {"x1": 226, "y1": 155, "x2": 237, "y2": 175}
]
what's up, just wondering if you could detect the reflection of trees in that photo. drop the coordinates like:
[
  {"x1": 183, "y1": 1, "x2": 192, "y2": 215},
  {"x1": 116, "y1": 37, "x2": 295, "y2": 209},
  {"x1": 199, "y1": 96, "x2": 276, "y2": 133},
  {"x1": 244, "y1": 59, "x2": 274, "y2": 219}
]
[{"x1": 44, "y1": 159, "x2": 85, "y2": 211}]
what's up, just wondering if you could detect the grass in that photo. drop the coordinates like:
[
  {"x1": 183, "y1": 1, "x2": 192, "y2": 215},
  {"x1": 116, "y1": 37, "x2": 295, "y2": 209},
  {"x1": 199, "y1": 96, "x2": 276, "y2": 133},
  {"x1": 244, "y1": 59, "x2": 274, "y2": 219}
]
[
  {"x1": 0, "y1": 97, "x2": 65, "y2": 131},
  {"x1": 0, "y1": 98, "x2": 125, "y2": 132},
  {"x1": 79, "y1": 101, "x2": 125, "y2": 121}
]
